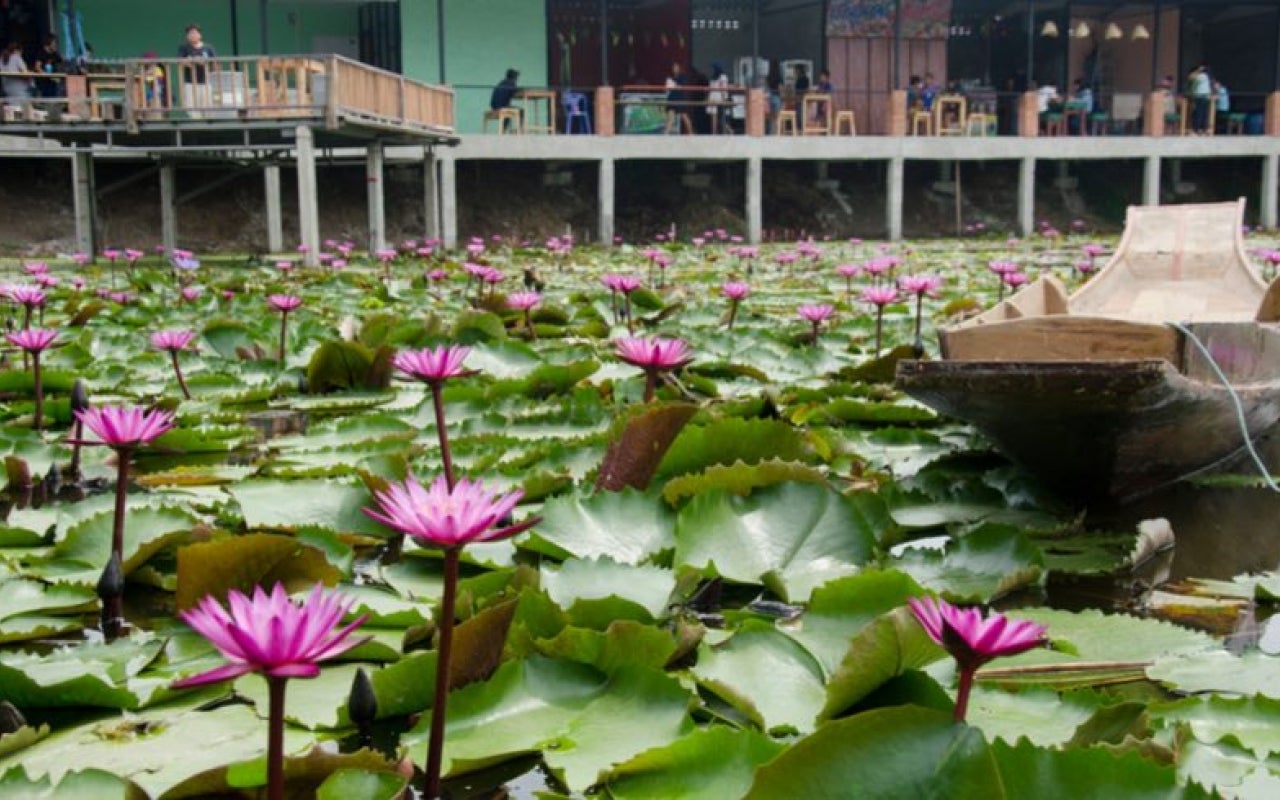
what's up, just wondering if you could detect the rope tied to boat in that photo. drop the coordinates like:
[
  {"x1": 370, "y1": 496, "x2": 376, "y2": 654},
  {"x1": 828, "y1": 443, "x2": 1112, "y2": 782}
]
[{"x1": 1169, "y1": 321, "x2": 1280, "y2": 493}]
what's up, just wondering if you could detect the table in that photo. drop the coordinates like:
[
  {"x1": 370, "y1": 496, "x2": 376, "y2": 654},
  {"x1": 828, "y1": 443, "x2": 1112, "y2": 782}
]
[
  {"x1": 89, "y1": 78, "x2": 126, "y2": 120},
  {"x1": 519, "y1": 89, "x2": 557, "y2": 134},
  {"x1": 934, "y1": 94, "x2": 966, "y2": 136}
]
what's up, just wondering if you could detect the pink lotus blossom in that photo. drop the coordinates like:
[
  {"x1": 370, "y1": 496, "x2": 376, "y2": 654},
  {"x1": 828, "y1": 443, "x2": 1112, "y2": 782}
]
[
  {"x1": 109, "y1": 292, "x2": 134, "y2": 305},
  {"x1": 125, "y1": 248, "x2": 145, "y2": 263},
  {"x1": 72, "y1": 252, "x2": 90, "y2": 266},
  {"x1": 22, "y1": 262, "x2": 48, "y2": 275},
  {"x1": 365, "y1": 474, "x2": 529, "y2": 548},
  {"x1": 76, "y1": 405, "x2": 175, "y2": 448},
  {"x1": 180, "y1": 286, "x2": 203, "y2": 302},
  {"x1": 1003, "y1": 271, "x2": 1030, "y2": 288},
  {"x1": 507, "y1": 291, "x2": 541, "y2": 311},
  {"x1": 899, "y1": 274, "x2": 943, "y2": 298},
  {"x1": 102, "y1": 248, "x2": 122, "y2": 262},
  {"x1": 331, "y1": 259, "x2": 348, "y2": 270},
  {"x1": 267, "y1": 294, "x2": 303, "y2": 313},
  {"x1": 908, "y1": 596, "x2": 1047, "y2": 721},
  {"x1": 428, "y1": 268, "x2": 448, "y2": 282},
  {"x1": 797, "y1": 303, "x2": 834, "y2": 323},
  {"x1": 1081, "y1": 244, "x2": 1106, "y2": 258},
  {"x1": 151, "y1": 329, "x2": 197, "y2": 352},
  {"x1": 862, "y1": 286, "x2": 899, "y2": 308},
  {"x1": 173, "y1": 582, "x2": 370, "y2": 688},
  {"x1": 393, "y1": 344, "x2": 471, "y2": 384},
  {"x1": 375, "y1": 248, "x2": 398, "y2": 262},
  {"x1": 614, "y1": 337, "x2": 694, "y2": 371},
  {"x1": 988, "y1": 260, "x2": 1019, "y2": 276},
  {"x1": 274, "y1": 260, "x2": 294, "y2": 272},
  {"x1": 6, "y1": 286, "x2": 46, "y2": 308},
  {"x1": 836, "y1": 263, "x2": 862, "y2": 278},
  {"x1": 34, "y1": 274, "x2": 59, "y2": 288},
  {"x1": 6, "y1": 328, "x2": 58, "y2": 353},
  {"x1": 721, "y1": 281, "x2": 750, "y2": 301}
]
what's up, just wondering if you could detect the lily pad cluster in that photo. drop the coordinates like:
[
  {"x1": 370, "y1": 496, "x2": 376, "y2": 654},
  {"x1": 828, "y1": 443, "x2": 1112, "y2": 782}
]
[{"x1": 0, "y1": 233, "x2": 1277, "y2": 799}]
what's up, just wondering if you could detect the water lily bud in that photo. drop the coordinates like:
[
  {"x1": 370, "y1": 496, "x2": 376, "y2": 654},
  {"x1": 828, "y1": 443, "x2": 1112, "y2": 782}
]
[
  {"x1": 70, "y1": 379, "x2": 90, "y2": 413},
  {"x1": 44, "y1": 462, "x2": 61, "y2": 494},
  {"x1": 96, "y1": 551, "x2": 124, "y2": 603},
  {"x1": 347, "y1": 667, "x2": 378, "y2": 732},
  {"x1": 0, "y1": 701, "x2": 26, "y2": 735}
]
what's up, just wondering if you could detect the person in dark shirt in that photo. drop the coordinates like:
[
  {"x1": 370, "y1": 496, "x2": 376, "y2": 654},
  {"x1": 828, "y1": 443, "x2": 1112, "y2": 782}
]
[
  {"x1": 177, "y1": 24, "x2": 215, "y2": 115},
  {"x1": 665, "y1": 62, "x2": 693, "y2": 134},
  {"x1": 490, "y1": 68, "x2": 518, "y2": 110},
  {"x1": 33, "y1": 36, "x2": 63, "y2": 98},
  {"x1": 793, "y1": 64, "x2": 810, "y2": 95}
]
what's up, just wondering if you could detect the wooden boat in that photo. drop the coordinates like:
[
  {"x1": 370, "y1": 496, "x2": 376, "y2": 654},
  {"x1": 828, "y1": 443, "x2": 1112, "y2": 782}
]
[{"x1": 896, "y1": 199, "x2": 1280, "y2": 503}]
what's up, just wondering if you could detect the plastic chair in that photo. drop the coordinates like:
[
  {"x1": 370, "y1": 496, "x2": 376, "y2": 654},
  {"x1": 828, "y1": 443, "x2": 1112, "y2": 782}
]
[{"x1": 562, "y1": 91, "x2": 591, "y2": 134}]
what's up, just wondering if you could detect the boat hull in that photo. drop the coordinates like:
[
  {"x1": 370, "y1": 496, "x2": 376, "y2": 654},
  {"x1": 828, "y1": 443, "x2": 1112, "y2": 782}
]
[{"x1": 896, "y1": 358, "x2": 1280, "y2": 503}]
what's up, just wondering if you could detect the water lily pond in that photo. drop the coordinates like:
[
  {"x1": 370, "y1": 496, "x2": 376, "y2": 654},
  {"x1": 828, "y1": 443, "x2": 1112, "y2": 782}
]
[{"x1": 1, "y1": 231, "x2": 1279, "y2": 799}]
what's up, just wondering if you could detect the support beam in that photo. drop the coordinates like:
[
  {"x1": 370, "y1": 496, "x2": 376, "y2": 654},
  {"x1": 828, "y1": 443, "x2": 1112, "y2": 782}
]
[
  {"x1": 264, "y1": 163, "x2": 284, "y2": 253},
  {"x1": 598, "y1": 157, "x2": 615, "y2": 245},
  {"x1": 886, "y1": 156, "x2": 904, "y2": 242},
  {"x1": 1263, "y1": 154, "x2": 1279, "y2": 231},
  {"x1": 746, "y1": 156, "x2": 763, "y2": 245},
  {"x1": 440, "y1": 155, "x2": 458, "y2": 249},
  {"x1": 159, "y1": 162, "x2": 178, "y2": 254},
  {"x1": 423, "y1": 149, "x2": 440, "y2": 241},
  {"x1": 1018, "y1": 157, "x2": 1035, "y2": 237},
  {"x1": 366, "y1": 140, "x2": 386, "y2": 254},
  {"x1": 295, "y1": 125, "x2": 320, "y2": 267},
  {"x1": 71, "y1": 148, "x2": 96, "y2": 259},
  {"x1": 1143, "y1": 155, "x2": 1161, "y2": 206}
]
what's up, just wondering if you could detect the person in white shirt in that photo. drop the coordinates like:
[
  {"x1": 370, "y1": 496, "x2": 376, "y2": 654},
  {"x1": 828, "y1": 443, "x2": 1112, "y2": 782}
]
[
  {"x1": 2, "y1": 43, "x2": 34, "y2": 100},
  {"x1": 1188, "y1": 63, "x2": 1212, "y2": 134}
]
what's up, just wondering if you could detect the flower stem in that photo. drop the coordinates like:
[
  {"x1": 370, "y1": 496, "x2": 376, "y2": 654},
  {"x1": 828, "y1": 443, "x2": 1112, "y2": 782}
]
[
  {"x1": 277, "y1": 312, "x2": 289, "y2": 366},
  {"x1": 624, "y1": 296, "x2": 634, "y2": 336},
  {"x1": 105, "y1": 450, "x2": 130, "y2": 630},
  {"x1": 69, "y1": 419, "x2": 83, "y2": 476},
  {"x1": 267, "y1": 676, "x2": 287, "y2": 800},
  {"x1": 170, "y1": 351, "x2": 192, "y2": 400},
  {"x1": 424, "y1": 547, "x2": 460, "y2": 800},
  {"x1": 429, "y1": 383, "x2": 456, "y2": 489},
  {"x1": 954, "y1": 667, "x2": 975, "y2": 723},
  {"x1": 31, "y1": 353, "x2": 42, "y2": 431},
  {"x1": 643, "y1": 370, "x2": 658, "y2": 403},
  {"x1": 524, "y1": 309, "x2": 537, "y2": 341},
  {"x1": 874, "y1": 308, "x2": 884, "y2": 357},
  {"x1": 811, "y1": 321, "x2": 821, "y2": 345},
  {"x1": 913, "y1": 294, "x2": 924, "y2": 345},
  {"x1": 727, "y1": 300, "x2": 738, "y2": 331}
]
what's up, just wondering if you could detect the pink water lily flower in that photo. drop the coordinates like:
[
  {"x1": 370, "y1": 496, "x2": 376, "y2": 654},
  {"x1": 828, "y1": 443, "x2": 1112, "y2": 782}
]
[
  {"x1": 862, "y1": 286, "x2": 899, "y2": 307},
  {"x1": 22, "y1": 261, "x2": 48, "y2": 275},
  {"x1": 721, "y1": 281, "x2": 750, "y2": 301},
  {"x1": 507, "y1": 291, "x2": 542, "y2": 310},
  {"x1": 365, "y1": 474, "x2": 531, "y2": 549},
  {"x1": 174, "y1": 582, "x2": 370, "y2": 687},
  {"x1": 615, "y1": 337, "x2": 693, "y2": 402},
  {"x1": 899, "y1": 274, "x2": 943, "y2": 298},
  {"x1": 6, "y1": 328, "x2": 58, "y2": 353},
  {"x1": 76, "y1": 405, "x2": 175, "y2": 448},
  {"x1": 908, "y1": 596, "x2": 1047, "y2": 721},
  {"x1": 797, "y1": 303, "x2": 834, "y2": 323},
  {"x1": 393, "y1": 344, "x2": 472, "y2": 384},
  {"x1": 267, "y1": 294, "x2": 303, "y2": 313},
  {"x1": 151, "y1": 329, "x2": 197, "y2": 352}
]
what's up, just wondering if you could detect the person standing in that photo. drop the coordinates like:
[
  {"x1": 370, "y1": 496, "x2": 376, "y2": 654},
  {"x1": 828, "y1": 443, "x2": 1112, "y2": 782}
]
[
  {"x1": 707, "y1": 61, "x2": 729, "y2": 134},
  {"x1": 32, "y1": 36, "x2": 63, "y2": 99},
  {"x1": 664, "y1": 62, "x2": 693, "y2": 135},
  {"x1": 1188, "y1": 63, "x2": 1211, "y2": 134},
  {"x1": 1213, "y1": 79, "x2": 1230, "y2": 133},
  {"x1": 177, "y1": 24, "x2": 216, "y2": 116},
  {"x1": 1, "y1": 42, "x2": 34, "y2": 100}
]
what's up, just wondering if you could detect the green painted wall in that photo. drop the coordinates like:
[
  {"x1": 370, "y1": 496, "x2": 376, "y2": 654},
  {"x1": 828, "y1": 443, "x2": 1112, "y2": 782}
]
[
  {"x1": 401, "y1": 0, "x2": 547, "y2": 133},
  {"x1": 70, "y1": 1, "x2": 357, "y2": 60}
]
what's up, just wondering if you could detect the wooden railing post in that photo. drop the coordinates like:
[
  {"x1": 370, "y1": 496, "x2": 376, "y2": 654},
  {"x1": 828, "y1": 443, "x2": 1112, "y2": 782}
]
[
  {"x1": 1018, "y1": 91, "x2": 1039, "y2": 136},
  {"x1": 324, "y1": 56, "x2": 339, "y2": 129},
  {"x1": 887, "y1": 90, "x2": 907, "y2": 136},
  {"x1": 123, "y1": 61, "x2": 139, "y2": 134},
  {"x1": 1144, "y1": 92, "x2": 1165, "y2": 137},
  {"x1": 398, "y1": 75, "x2": 406, "y2": 123},
  {"x1": 1266, "y1": 92, "x2": 1280, "y2": 136},
  {"x1": 595, "y1": 86, "x2": 615, "y2": 136},
  {"x1": 746, "y1": 88, "x2": 765, "y2": 136}
]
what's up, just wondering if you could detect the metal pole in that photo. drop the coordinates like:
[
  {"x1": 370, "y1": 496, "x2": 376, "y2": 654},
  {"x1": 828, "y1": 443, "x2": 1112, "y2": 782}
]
[
  {"x1": 437, "y1": 0, "x2": 446, "y2": 83},
  {"x1": 259, "y1": 0, "x2": 268, "y2": 53},
  {"x1": 752, "y1": 0, "x2": 760, "y2": 85},
  {"x1": 230, "y1": 0, "x2": 240, "y2": 56},
  {"x1": 1026, "y1": 0, "x2": 1035, "y2": 87},
  {"x1": 600, "y1": 0, "x2": 609, "y2": 85},
  {"x1": 1152, "y1": 0, "x2": 1161, "y2": 89},
  {"x1": 893, "y1": 0, "x2": 901, "y2": 88},
  {"x1": 1274, "y1": 4, "x2": 1280, "y2": 91}
]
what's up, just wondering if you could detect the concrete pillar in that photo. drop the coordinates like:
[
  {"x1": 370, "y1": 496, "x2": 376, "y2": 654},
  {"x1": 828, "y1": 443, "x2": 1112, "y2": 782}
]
[
  {"x1": 887, "y1": 90, "x2": 907, "y2": 136},
  {"x1": 1266, "y1": 92, "x2": 1280, "y2": 137},
  {"x1": 71, "y1": 149, "x2": 96, "y2": 259},
  {"x1": 745, "y1": 89, "x2": 765, "y2": 137},
  {"x1": 423, "y1": 149, "x2": 440, "y2": 241},
  {"x1": 159, "y1": 162, "x2": 178, "y2": 255},
  {"x1": 1263, "y1": 154, "x2": 1279, "y2": 230},
  {"x1": 1143, "y1": 155, "x2": 1161, "y2": 206},
  {"x1": 886, "y1": 157, "x2": 904, "y2": 241},
  {"x1": 440, "y1": 155, "x2": 458, "y2": 249},
  {"x1": 1018, "y1": 157, "x2": 1036, "y2": 237},
  {"x1": 365, "y1": 140, "x2": 386, "y2": 254},
  {"x1": 595, "y1": 86, "x2": 615, "y2": 136},
  {"x1": 1144, "y1": 93, "x2": 1165, "y2": 137},
  {"x1": 1017, "y1": 92, "x2": 1039, "y2": 136},
  {"x1": 264, "y1": 164, "x2": 284, "y2": 253},
  {"x1": 598, "y1": 157, "x2": 615, "y2": 245},
  {"x1": 295, "y1": 125, "x2": 320, "y2": 266},
  {"x1": 746, "y1": 156, "x2": 762, "y2": 244}
]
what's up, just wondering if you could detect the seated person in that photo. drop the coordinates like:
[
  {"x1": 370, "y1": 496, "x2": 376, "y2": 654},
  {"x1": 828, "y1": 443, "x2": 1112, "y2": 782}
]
[
  {"x1": 1036, "y1": 84, "x2": 1062, "y2": 115},
  {"x1": 1070, "y1": 79, "x2": 1093, "y2": 112},
  {"x1": 920, "y1": 73, "x2": 938, "y2": 110},
  {"x1": 906, "y1": 75, "x2": 924, "y2": 109},
  {"x1": 488, "y1": 68, "x2": 520, "y2": 131}
]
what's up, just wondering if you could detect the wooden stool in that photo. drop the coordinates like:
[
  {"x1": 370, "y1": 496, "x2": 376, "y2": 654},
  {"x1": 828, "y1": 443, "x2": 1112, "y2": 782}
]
[
  {"x1": 833, "y1": 109, "x2": 856, "y2": 135},
  {"x1": 483, "y1": 107, "x2": 522, "y2": 134},
  {"x1": 1226, "y1": 112, "x2": 1247, "y2": 135},
  {"x1": 909, "y1": 109, "x2": 933, "y2": 135},
  {"x1": 776, "y1": 109, "x2": 797, "y2": 135},
  {"x1": 964, "y1": 112, "x2": 992, "y2": 136}
]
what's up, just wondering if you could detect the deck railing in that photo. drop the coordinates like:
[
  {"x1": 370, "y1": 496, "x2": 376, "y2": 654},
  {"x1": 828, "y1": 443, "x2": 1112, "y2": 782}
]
[{"x1": 0, "y1": 54, "x2": 454, "y2": 135}]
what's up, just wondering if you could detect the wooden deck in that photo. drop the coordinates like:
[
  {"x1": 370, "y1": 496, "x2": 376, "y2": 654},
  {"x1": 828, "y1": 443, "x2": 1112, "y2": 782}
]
[{"x1": 0, "y1": 54, "x2": 455, "y2": 148}]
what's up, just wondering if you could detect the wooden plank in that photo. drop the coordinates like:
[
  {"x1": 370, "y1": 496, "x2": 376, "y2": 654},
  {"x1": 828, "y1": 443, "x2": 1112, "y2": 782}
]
[{"x1": 941, "y1": 316, "x2": 1182, "y2": 363}]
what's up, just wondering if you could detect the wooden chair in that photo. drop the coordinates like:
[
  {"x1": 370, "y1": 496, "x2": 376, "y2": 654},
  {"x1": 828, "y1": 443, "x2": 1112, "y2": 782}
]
[
  {"x1": 776, "y1": 109, "x2": 797, "y2": 135},
  {"x1": 1088, "y1": 111, "x2": 1110, "y2": 135},
  {"x1": 909, "y1": 108, "x2": 933, "y2": 135},
  {"x1": 483, "y1": 107, "x2": 522, "y2": 133},
  {"x1": 833, "y1": 109, "x2": 855, "y2": 135},
  {"x1": 964, "y1": 112, "x2": 993, "y2": 136},
  {"x1": 934, "y1": 95, "x2": 966, "y2": 136},
  {"x1": 1225, "y1": 112, "x2": 1247, "y2": 135}
]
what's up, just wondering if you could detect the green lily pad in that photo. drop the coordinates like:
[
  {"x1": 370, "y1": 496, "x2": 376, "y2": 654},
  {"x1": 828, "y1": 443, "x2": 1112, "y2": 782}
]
[
  {"x1": 603, "y1": 726, "x2": 785, "y2": 800},
  {"x1": 524, "y1": 489, "x2": 675, "y2": 564},
  {"x1": 891, "y1": 524, "x2": 1044, "y2": 602}
]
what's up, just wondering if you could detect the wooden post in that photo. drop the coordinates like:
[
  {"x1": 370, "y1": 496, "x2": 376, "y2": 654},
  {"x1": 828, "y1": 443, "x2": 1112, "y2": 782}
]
[
  {"x1": 594, "y1": 86, "x2": 615, "y2": 136},
  {"x1": 324, "y1": 56, "x2": 339, "y2": 129},
  {"x1": 1017, "y1": 92, "x2": 1039, "y2": 137},
  {"x1": 1266, "y1": 92, "x2": 1280, "y2": 137},
  {"x1": 1144, "y1": 93, "x2": 1166, "y2": 137},
  {"x1": 746, "y1": 88, "x2": 765, "y2": 137},
  {"x1": 887, "y1": 90, "x2": 907, "y2": 136}
]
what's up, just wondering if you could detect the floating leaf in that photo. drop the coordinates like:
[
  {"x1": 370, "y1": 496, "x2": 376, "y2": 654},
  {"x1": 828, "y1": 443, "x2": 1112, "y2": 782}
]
[
  {"x1": 603, "y1": 726, "x2": 785, "y2": 800},
  {"x1": 891, "y1": 524, "x2": 1044, "y2": 602},
  {"x1": 175, "y1": 533, "x2": 342, "y2": 610},
  {"x1": 525, "y1": 489, "x2": 675, "y2": 564},
  {"x1": 227, "y1": 479, "x2": 389, "y2": 538}
]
